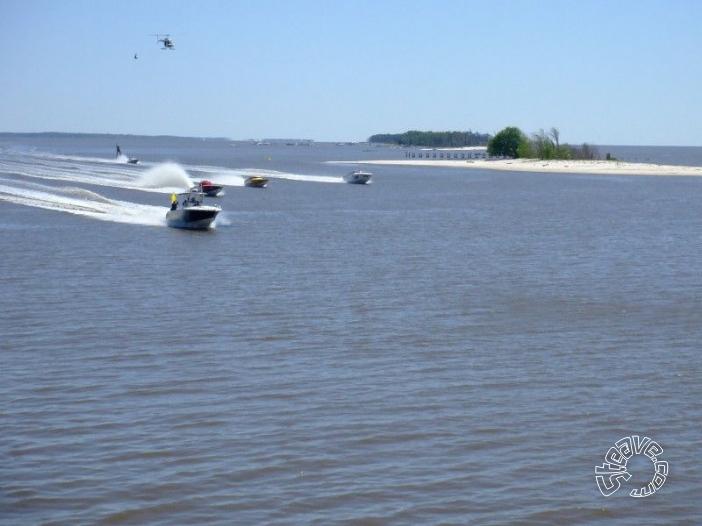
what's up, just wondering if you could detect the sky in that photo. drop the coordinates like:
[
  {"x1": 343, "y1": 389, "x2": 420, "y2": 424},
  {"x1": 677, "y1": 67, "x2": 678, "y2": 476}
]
[{"x1": 2, "y1": 0, "x2": 701, "y2": 145}]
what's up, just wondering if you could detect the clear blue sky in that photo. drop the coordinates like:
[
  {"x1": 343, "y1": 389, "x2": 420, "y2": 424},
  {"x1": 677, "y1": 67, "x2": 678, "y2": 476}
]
[{"x1": 2, "y1": 0, "x2": 701, "y2": 145}]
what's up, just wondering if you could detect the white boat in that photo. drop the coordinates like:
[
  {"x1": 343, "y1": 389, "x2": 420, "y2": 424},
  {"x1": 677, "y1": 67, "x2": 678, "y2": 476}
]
[
  {"x1": 166, "y1": 190, "x2": 220, "y2": 230},
  {"x1": 343, "y1": 169, "x2": 372, "y2": 184}
]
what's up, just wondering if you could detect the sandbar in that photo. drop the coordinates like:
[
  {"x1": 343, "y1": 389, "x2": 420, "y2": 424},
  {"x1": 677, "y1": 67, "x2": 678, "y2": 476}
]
[{"x1": 349, "y1": 158, "x2": 702, "y2": 177}]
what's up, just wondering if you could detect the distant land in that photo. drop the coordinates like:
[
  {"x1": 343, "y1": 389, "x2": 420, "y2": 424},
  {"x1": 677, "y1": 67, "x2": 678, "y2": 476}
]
[
  {"x1": 2, "y1": 130, "x2": 494, "y2": 147},
  {"x1": 0, "y1": 131, "x2": 230, "y2": 141},
  {"x1": 369, "y1": 130, "x2": 491, "y2": 148}
]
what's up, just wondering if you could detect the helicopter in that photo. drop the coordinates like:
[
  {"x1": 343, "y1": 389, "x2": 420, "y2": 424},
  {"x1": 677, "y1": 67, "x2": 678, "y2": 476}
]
[{"x1": 156, "y1": 34, "x2": 175, "y2": 50}]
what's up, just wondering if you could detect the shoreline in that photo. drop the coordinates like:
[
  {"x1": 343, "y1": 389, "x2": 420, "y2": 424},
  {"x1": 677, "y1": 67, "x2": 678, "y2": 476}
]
[{"x1": 344, "y1": 158, "x2": 702, "y2": 177}]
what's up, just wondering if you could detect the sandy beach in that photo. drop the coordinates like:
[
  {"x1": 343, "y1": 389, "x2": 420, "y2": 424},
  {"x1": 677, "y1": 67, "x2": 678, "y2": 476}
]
[{"x1": 352, "y1": 158, "x2": 702, "y2": 177}]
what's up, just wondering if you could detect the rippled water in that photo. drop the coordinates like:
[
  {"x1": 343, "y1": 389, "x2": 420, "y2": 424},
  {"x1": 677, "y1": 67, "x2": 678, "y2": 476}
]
[{"x1": 1, "y1": 136, "x2": 701, "y2": 524}]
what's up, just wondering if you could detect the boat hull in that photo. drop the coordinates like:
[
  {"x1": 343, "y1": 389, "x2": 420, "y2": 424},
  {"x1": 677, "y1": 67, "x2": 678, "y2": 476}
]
[
  {"x1": 343, "y1": 170, "x2": 372, "y2": 184},
  {"x1": 202, "y1": 187, "x2": 223, "y2": 196},
  {"x1": 244, "y1": 176, "x2": 268, "y2": 188},
  {"x1": 166, "y1": 207, "x2": 220, "y2": 230},
  {"x1": 193, "y1": 181, "x2": 224, "y2": 196}
]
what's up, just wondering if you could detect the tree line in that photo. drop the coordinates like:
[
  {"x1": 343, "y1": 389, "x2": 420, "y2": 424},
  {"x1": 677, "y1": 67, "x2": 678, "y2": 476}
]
[
  {"x1": 487, "y1": 126, "x2": 598, "y2": 160},
  {"x1": 369, "y1": 130, "x2": 491, "y2": 147}
]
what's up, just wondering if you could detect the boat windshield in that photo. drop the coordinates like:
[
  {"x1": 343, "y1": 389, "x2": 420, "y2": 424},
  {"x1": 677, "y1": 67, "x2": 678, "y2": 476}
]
[{"x1": 178, "y1": 192, "x2": 204, "y2": 206}]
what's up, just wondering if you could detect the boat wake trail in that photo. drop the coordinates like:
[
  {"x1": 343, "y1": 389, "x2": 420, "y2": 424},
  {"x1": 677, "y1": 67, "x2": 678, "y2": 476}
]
[
  {"x1": 0, "y1": 145, "x2": 347, "y2": 228},
  {"x1": 0, "y1": 152, "x2": 200, "y2": 226},
  {"x1": 0, "y1": 150, "x2": 200, "y2": 194},
  {"x1": 248, "y1": 169, "x2": 343, "y2": 184},
  {"x1": 0, "y1": 181, "x2": 166, "y2": 227},
  {"x1": 226, "y1": 168, "x2": 342, "y2": 184},
  {"x1": 138, "y1": 162, "x2": 194, "y2": 192}
]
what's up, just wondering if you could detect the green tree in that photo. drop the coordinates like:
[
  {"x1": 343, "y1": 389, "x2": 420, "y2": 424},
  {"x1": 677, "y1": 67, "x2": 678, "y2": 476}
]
[
  {"x1": 368, "y1": 130, "x2": 491, "y2": 147},
  {"x1": 532, "y1": 129, "x2": 556, "y2": 159},
  {"x1": 487, "y1": 126, "x2": 527, "y2": 158},
  {"x1": 568, "y1": 143, "x2": 598, "y2": 159},
  {"x1": 516, "y1": 139, "x2": 534, "y2": 158}
]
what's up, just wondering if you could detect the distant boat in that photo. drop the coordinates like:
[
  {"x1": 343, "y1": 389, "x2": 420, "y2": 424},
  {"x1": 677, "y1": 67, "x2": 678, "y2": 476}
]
[
  {"x1": 166, "y1": 190, "x2": 220, "y2": 230},
  {"x1": 192, "y1": 180, "x2": 224, "y2": 197},
  {"x1": 343, "y1": 169, "x2": 372, "y2": 185},
  {"x1": 244, "y1": 175, "x2": 268, "y2": 188},
  {"x1": 116, "y1": 143, "x2": 138, "y2": 164}
]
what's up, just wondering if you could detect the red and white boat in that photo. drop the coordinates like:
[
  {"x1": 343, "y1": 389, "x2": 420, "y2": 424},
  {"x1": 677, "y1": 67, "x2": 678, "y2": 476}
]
[{"x1": 192, "y1": 180, "x2": 224, "y2": 197}]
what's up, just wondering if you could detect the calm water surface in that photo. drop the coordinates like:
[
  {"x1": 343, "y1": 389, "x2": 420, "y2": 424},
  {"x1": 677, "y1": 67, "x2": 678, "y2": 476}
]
[{"x1": 1, "y1": 135, "x2": 701, "y2": 524}]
